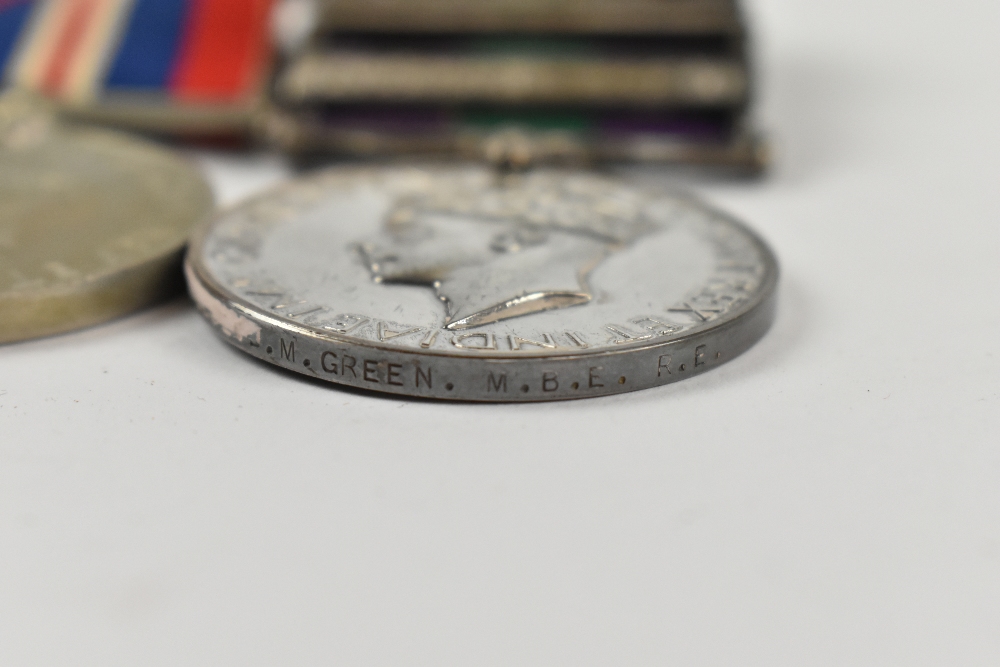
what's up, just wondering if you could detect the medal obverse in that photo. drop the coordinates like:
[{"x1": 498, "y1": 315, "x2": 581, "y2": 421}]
[{"x1": 186, "y1": 166, "x2": 777, "y2": 401}]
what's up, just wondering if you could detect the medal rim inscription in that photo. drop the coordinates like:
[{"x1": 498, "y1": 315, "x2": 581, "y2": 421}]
[{"x1": 185, "y1": 166, "x2": 778, "y2": 401}]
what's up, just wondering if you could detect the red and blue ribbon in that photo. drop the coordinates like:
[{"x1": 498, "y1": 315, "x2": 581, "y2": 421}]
[{"x1": 0, "y1": 0, "x2": 273, "y2": 104}]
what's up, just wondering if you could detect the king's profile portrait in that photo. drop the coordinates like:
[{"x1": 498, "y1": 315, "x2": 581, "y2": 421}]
[{"x1": 358, "y1": 173, "x2": 659, "y2": 330}]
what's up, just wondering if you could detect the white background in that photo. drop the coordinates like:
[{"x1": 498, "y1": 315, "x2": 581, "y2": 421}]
[{"x1": 2, "y1": 0, "x2": 998, "y2": 664}]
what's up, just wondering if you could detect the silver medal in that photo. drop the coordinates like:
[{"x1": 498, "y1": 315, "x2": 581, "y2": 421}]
[{"x1": 186, "y1": 166, "x2": 778, "y2": 401}]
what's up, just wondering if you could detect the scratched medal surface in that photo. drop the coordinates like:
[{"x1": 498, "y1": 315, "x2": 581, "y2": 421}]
[
  {"x1": 186, "y1": 166, "x2": 777, "y2": 401},
  {"x1": 0, "y1": 93, "x2": 213, "y2": 344}
]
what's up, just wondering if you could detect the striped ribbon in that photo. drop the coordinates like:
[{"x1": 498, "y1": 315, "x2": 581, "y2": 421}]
[{"x1": 0, "y1": 0, "x2": 273, "y2": 105}]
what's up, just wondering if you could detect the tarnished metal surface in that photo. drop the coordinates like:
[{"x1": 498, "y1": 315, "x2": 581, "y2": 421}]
[
  {"x1": 0, "y1": 93, "x2": 213, "y2": 344},
  {"x1": 277, "y1": 53, "x2": 747, "y2": 107},
  {"x1": 312, "y1": 0, "x2": 744, "y2": 35}
]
